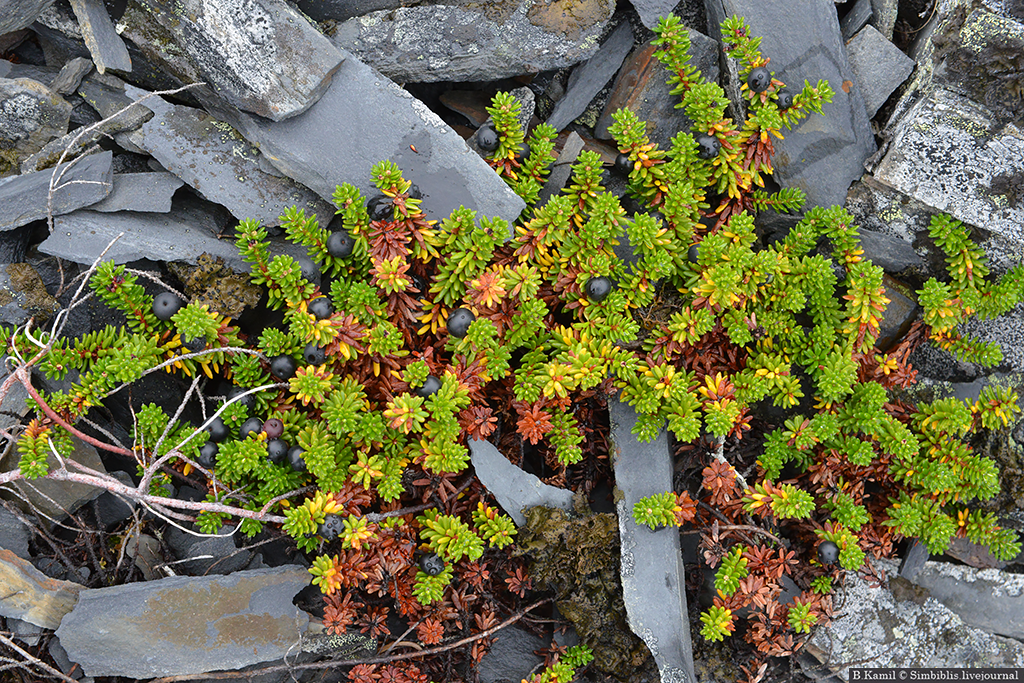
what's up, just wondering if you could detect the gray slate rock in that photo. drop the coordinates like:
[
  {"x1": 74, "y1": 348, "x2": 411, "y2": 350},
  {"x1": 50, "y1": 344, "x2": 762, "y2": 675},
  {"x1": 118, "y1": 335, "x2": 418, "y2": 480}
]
[
  {"x1": 855, "y1": 227, "x2": 925, "y2": 275},
  {"x1": 468, "y1": 437, "x2": 574, "y2": 527},
  {"x1": 55, "y1": 565, "x2": 310, "y2": 678},
  {"x1": 608, "y1": 398, "x2": 695, "y2": 683},
  {"x1": 0, "y1": 505, "x2": 31, "y2": 560},
  {"x1": 845, "y1": 25, "x2": 914, "y2": 117},
  {"x1": 870, "y1": 0, "x2": 898, "y2": 39},
  {"x1": 294, "y1": 0, "x2": 402, "y2": 21},
  {"x1": 50, "y1": 57, "x2": 94, "y2": 96},
  {"x1": 840, "y1": 0, "x2": 873, "y2": 40},
  {"x1": 87, "y1": 172, "x2": 182, "y2": 212},
  {"x1": 0, "y1": 0, "x2": 54, "y2": 34},
  {"x1": 165, "y1": 524, "x2": 253, "y2": 576},
  {"x1": 547, "y1": 22, "x2": 634, "y2": 132},
  {"x1": 0, "y1": 77, "x2": 73, "y2": 175},
  {"x1": 538, "y1": 132, "x2": 586, "y2": 206},
  {"x1": 961, "y1": 306, "x2": 1024, "y2": 372},
  {"x1": 0, "y1": 150, "x2": 112, "y2": 231},
  {"x1": 331, "y1": 0, "x2": 615, "y2": 83},
  {"x1": 69, "y1": 0, "x2": 131, "y2": 74},
  {"x1": 630, "y1": 0, "x2": 682, "y2": 30},
  {"x1": 124, "y1": 89, "x2": 333, "y2": 227},
  {"x1": 876, "y1": 274, "x2": 918, "y2": 352},
  {"x1": 0, "y1": 549, "x2": 82, "y2": 630},
  {"x1": 221, "y1": 49, "x2": 525, "y2": 225},
  {"x1": 873, "y1": 87, "x2": 1024, "y2": 265},
  {"x1": 477, "y1": 626, "x2": 548, "y2": 683},
  {"x1": 123, "y1": 0, "x2": 344, "y2": 122},
  {"x1": 703, "y1": 0, "x2": 877, "y2": 209},
  {"x1": 801, "y1": 558, "x2": 1024, "y2": 680}
]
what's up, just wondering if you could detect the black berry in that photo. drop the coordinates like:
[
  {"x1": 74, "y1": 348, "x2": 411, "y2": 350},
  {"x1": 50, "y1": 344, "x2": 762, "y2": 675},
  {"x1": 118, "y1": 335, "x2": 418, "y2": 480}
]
[
  {"x1": 477, "y1": 126, "x2": 499, "y2": 152},
  {"x1": 288, "y1": 446, "x2": 307, "y2": 473},
  {"x1": 270, "y1": 355, "x2": 297, "y2": 381},
  {"x1": 267, "y1": 438, "x2": 289, "y2": 465},
  {"x1": 687, "y1": 244, "x2": 701, "y2": 264},
  {"x1": 240, "y1": 417, "x2": 263, "y2": 440},
  {"x1": 585, "y1": 276, "x2": 613, "y2": 303},
  {"x1": 304, "y1": 342, "x2": 326, "y2": 366},
  {"x1": 227, "y1": 387, "x2": 255, "y2": 411},
  {"x1": 295, "y1": 255, "x2": 320, "y2": 285},
  {"x1": 153, "y1": 292, "x2": 185, "y2": 321},
  {"x1": 695, "y1": 134, "x2": 721, "y2": 160},
  {"x1": 817, "y1": 540, "x2": 840, "y2": 565},
  {"x1": 319, "y1": 514, "x2": 345, "y2": 541},
  {"x1": 415, "y1": 375, "x2": 441, "y2": 398},
  {"x1": 368, "y1": 194, "x2": 392, "y2": 222},
  {"x1": 327, "y1": 231, "x2": 356, "y2": 259},
  {"x1": 198, "y1": 442, "x2": 218, "y2": 469},
  {"x1": 776, "y1": 90, "x2": 793, "y2": 110},
  {"x1": 446, "y1": 308, "x2": 475, "y2": 339},
  {"x1": 747, "y1": 66, "x2": 771, "y2": 93},
  {"x1": 263, "y1": 418, "x2": 284, "y2": 439},
  {"x1": 516, "y1": 141, "x2": 531, "y2": 162},
  {"x1": 410, "y1": 273, "x2": 428, "y2": 296},
  {"x1": 613, "y1": 153, "x2": 632, "y2": 176},
  {"x1": 308, "y1": 296, "x2": 333, "y2": 320},
  {"x1": 181, "y1": 335, "x2": 206, "y2": 352},
  {"x1": 206, "y1": 416, "x2": 229, "y2": 443},
  {"x1": 419, "y1": 553, "x2": 445, "y2": 576}
]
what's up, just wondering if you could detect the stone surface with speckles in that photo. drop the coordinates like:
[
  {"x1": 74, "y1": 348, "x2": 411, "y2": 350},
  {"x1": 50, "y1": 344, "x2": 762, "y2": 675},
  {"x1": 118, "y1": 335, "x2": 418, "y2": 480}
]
[
  {"x1": 0, "y1": 0, "x2": 54, "y2": 34},
  {"x1": 845, "y1": 24, "x2": 914, "y2": 117},
  {"x1": 608, "y1": 398, "x2": 695, "y2": 683},
  {"x1": 120, "y1": 0, "x2": 344, "y2": 122},
  {"x1": 68, "y1": 0, "x2": 131, "y2": 74},
  {"x1": 87, "y1": 172, "x2": 183, "y2": 212},
  {"x1": 468, "y1": 437, "x2": 574, "y2": 527},
  {"x1": 217, "y1": 48, "x2": 525, "y2": 225},
  {"x1": 0, "y1": 150, "x2": 113, "y2": 231},
  {"x1": 124, "y1": 86, "x2": 333, "y2": 227},
  {"x1": 0, "y1": 77, "x2": 73, "y2": 176},
  {"x1": 331, "y1": 0, "x2": 615, "y2": 83},
  {"x1": 55, "y1": 565, "x2": 310, "y2": 678}
]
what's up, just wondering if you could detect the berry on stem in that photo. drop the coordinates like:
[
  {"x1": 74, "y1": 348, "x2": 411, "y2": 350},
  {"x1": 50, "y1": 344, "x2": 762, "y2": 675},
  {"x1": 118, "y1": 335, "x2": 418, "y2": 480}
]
[
  {"x1": 419, "y1": 553, "x2": 445, "y2": 576},
  {"x1": 613, "y1": 153, "x2": 632, "y2": 176},
  {"x1": 747, "y1": 66, "x2": 771, "y2": 93},
  {"x1": 206, "y1": 416, "x2": 229, "y2": 443},
  {"x1": 817, "y1": 540, "x2": 840, "y2": 565},
  {"x1": 477, "y1": 125, "x2": 499, "y2": 152},
  {"x1": 270, "y1": 355, "x2": 297, "y2": 381},
  {"x1": 446, "y1": 308, "x2": 475, "y2": 338},
  {"x1": 198, "y1": 442, "x2": 217, "y2": 469},
  {"x1": 415, "y1": 375, "x2": 441, "y2": 398},
  {"x1": 153, "y1": 292, "x2": 184, "y2": 321},
  {"x1": 308, "y1": 296, "x2": 333, "y2": 320},
  {"x1": 263, "y1": 418, "x2": 284, "y2": 439},
  {"x1": 585, "y1": 276, "x2": 613, "y2": 303},
  {"x1": 288, "y1": 446, "x2": 307, "y2": 473},
  {"x1": 327, "y1": 231, "x2": 356, "y2": 259},
  {"x1": 240, "y1": 417, "x2": 263, "y2": 440},
  {"x1": 695, "y1": 134, "x2": 721, "y2": 160},
  {"x1": 267, "y1": 438, "x2": 289, "y2": 465},
  {"x1": 304, "y1": 343, "x2": 327, "y2": 365}
]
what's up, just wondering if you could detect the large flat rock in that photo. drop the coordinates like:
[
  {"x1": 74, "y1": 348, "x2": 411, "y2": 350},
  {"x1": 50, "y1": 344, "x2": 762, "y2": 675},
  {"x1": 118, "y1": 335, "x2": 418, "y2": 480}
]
[
  {"x1": 468, "y1": 437, "x2": 574, "y2": 527},
  {"x1": 221, "y1": 48, "x2": 525, "y2": 225},
  {"x1": 608, "y1": 398, "x2": 695, "y2": 683},
  {"x1": 909, "y1": 560, "x2": 1024, "y2": 640},
  {"x1": 703, "y1": 0, "x2": 877, "y2": 209},
  {"x1": 69, "y1": 0, "x2": 131, "y2": 74},
  {"x1": 0, "y1": 150, "x2": 112, "y2": 231},
  {"x1": 55, "y1": 565, "x2": 310, "y2": 678}
]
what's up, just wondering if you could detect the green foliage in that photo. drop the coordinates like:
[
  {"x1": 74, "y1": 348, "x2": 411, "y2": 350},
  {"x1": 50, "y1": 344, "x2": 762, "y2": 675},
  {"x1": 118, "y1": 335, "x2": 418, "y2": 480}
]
[
  {"x1": 413, "y1": 565, "x2": 454, "y2": 605},
  {"x1": 714, "y1": 546, "x2": 749, "y2": 596},
  {"x1": 700, "y1": 605, "x2": 735, "y2": 642},
  {"x1": 417, "y1": 510, "x2": 485, "y2": 563}
]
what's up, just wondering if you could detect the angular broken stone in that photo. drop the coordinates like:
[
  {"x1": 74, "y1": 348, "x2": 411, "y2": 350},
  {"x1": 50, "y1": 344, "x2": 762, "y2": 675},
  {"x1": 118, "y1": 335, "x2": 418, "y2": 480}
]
[
  {"x1": 608, "y1": 398, "x2": 695, "y2": 683},
  {"x1": 87, "y1": 172, "x2": 182, "y2": 212},
  {"x1": 0, "y1": 549, "x2": 82, "y2": 630},
  {"x1": 537, "y1": 132, "x2": 585, "y2": 206},
  {"x1": 845, "y1": 25, "x2": 915, "y2": 117},
  {"x1": 0, "y1": 77, "x2": 73, "y2": 176},
  {"x1": 220, "y1": 49, "x2": 525, "y2": 225},
  {"x1": 630, "y1": 0, "x2": 681, "y2": 30},
  {"x1": 854, "y1": 226, "x2": 925, "y2": 276},
  {"x1": 124, "y1": 89, "x2": 333, "y2": 227},
  {"x1": 55, "y1": 565, "x2": 311, "y2": 678},
  {"x1": 468, "y1": 437, "x2": 574, "y2": 527},
  {"x1": 547, "y1": 22, "x2": 635, "y2": 132},
  {"x1": 121, "y1": 0, "x2": 344, "y2": 122},
  {"x1": 0, "y1": 0, "x2": 55, "y2": 35},
  {"x1": 50, "y1": 57, "x2": 94, "y2": 96},
  {"x1": 69, "y1": 0, "x2": 131, "y2": 74},
  {"x1": 594, "y1": 29, "x2": 720, "y2": 152},
  {"x1": 840, "y1": 0, "x2": 873, "y2": 41},
  {"x1": 704, "y1": 0, "x2": 877, "y2": 209},
  {"x1": 331, "y1": 0, "x2": 615, "y2": 83},
  {"x1": 0, "y1": 150, "x2": 113, "y2": 231},
  {"x1": 875, "y1": 274, "x2": 918, "y2": 351}
]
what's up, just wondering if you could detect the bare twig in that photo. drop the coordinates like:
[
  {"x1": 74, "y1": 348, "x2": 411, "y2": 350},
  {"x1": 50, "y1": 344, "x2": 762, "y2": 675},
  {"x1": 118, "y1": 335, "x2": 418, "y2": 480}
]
[{"x1": 0, "y1": 632, "x2": 79, "y2": 683}]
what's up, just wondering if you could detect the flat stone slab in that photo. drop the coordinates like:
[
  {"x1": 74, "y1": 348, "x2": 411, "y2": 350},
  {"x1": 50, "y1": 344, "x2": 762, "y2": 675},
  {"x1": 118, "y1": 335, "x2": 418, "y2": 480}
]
[
  {"x1": 87, "y1": 172, "x2": 183, "y2": 212},
  {"x1": 0, "y1": 0, "x2": 55, "y2": 34},
  {"x1": 630, "y1": 0, "x2": 679, "y2": 30},
  {"x1": 547, "y1": 21, "x2": 634, "y2": 132},
  {"x1": 873, "y1": 87, "x2": 1024, "y2": 256},
  {"x1": 0, "y1": 150, "x2": 112, "y2": 231},
  {"x1": 55, "y1": 565, "x2": 310, "y2": 678},
  {"x1": 802, "y1": 558, "x2": 1024, "y2": 680},
  {"x1": 909, "y1": 561, "x2": 1024, "y2": 640},
  {"x1": 123, "y1": 0, "x2": 344, "y2": 122},
  {"x1": 69, "y1": 0, "x2": 131, "y2": 74},
  {"x1": 0, "y1": 549, "x2": 82, "y2": 630},
  {"x1": 468, "y1": 437, "x2": 574, "y2": 527},
  {"x1": 0, "y1": 76, "x2": 73, "y2": 175},
  {"x1": 704, "y1": 0, "x2": 877, "y2": 209},
  {"x1": 223, "y1": 48, "x2": 525, "y2": 225},
  {"x1": 608, "y1": 398, "x2": 695, "y2": 683},
  {"x1": 845, "y1": 24, "x2": 914, "y2": 117},
  {"x1": 331, "y1": 0, "x2": 614, "y2": 84},
  {"x1": 124, "y1": 89, "x2": 333, "y2": 227}
]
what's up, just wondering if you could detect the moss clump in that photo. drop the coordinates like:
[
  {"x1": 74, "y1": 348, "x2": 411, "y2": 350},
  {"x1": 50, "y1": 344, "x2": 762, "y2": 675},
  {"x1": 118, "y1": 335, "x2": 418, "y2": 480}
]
[
  {"x1": 168, "y1": 254, "x2": 262, "y2": 319},
  {"x1": 5, "y1": 263, "x2": 59, "y2": 321}
]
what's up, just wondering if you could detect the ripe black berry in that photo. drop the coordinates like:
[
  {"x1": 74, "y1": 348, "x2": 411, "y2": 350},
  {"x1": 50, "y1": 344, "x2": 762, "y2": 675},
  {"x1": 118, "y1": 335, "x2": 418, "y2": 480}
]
[
  {"x1": 613, "y1": 153, "x2": 632, "y2": 176},
  {"x1": 516, "y1": 141, "x2": 531, "y2": 162},
  {"x1": 415, "y1": 375, "x2": 441, "y2": 398},
  {"x1": 477, "y1": 125, "x2": 499, "y2": 152},
  {"x1": 198, "y1": 442, "x2": 218, "y2": 469},
  {"x1": 446, "y1": 308, "x2": 475, "y2": 338},
  {"x1": 227, "y1": 387, "x2": 255, "y2": 411},
  {"x1": 181, "y1": 335, "x2": 206, "y2": 352},
  {"x1": 687, "y1": 244, "x2": 701, "y2": 264},
  {"x1": 419, "y1": 553, "x2": 445, "y2": 576},
  {"x1": 327, "y1": 231, "x2": 355, "y2": 259},
  {"x1": 695, "y1": 134, "x2": 721, "y2": 160},
  {"x1": 817, "y1": 540, "x2": 840, "y2": 565},
  {"x1": 288, "y1": 446, "x2": 307, "y2": 473},
  {"x1": 153, "y1": 292, "x2": 185, "y2": 321},
  {"x1": 747, "y1": 66, "x2": 771, "y2": 93},
  {"x1": 263, "y1": 418, "x2": 284, "y2": 439},
  {"x1": 206, "y1": 416, "x2": 229, "y2": 443},
  {"x1": 319, "y1": 514, "x2": 345, "y2": 541},
  {"x1": 585, "y1": 276, "x2": 613, "y2": 303},
  {"x1": 304, "y1": 342, "x2": 326, "y2": 366},
  {"x1": 776, "y1": 90, "x2": 793, "y2": 110},
  {"x1": 270, "y1": 355, "x2": 297, "y2": 381},
  {"x1": 308, "y1": 296, "x2": 333, "y2": 320},
  {"x1": 267, "y1": 438, "x2": 289, "y2": 465},
  {"x1": 367, "y1": 194, "x2": 392, "y2": 222},
  {"x1": 240, "y1": 417, "x2": 263, "y2": 440},
  {"x1": 295, "y1": 255, "x2": 320, "y2": 285}
]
